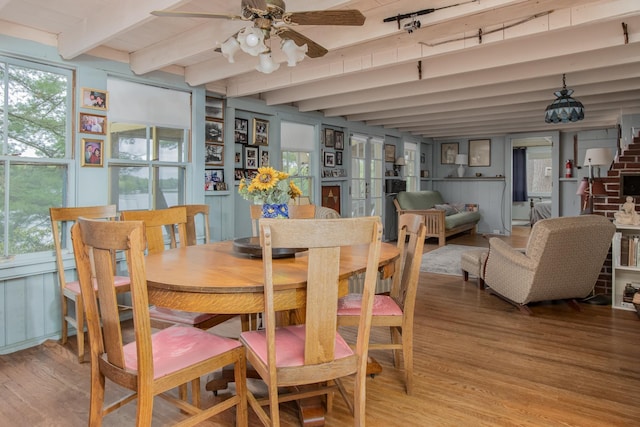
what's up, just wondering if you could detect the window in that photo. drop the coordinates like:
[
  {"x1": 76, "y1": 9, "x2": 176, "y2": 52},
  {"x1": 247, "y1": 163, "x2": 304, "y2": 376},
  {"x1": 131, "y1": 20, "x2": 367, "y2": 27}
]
[
  {"x1": 109, "y1": 124, "x2": 188, "y2": 210},
  {"x1": 281, "y1": 121, "x2": 314, "y2": 203},
  {"x1": 107, "y1": 79, "x2": 191, "y2": 211},
  {"x1": 404, "y1": 142, "x2": 418, "y2": 191},
  {"x1": 0, "y1": 57, "x2": 72, "y2": 257}
]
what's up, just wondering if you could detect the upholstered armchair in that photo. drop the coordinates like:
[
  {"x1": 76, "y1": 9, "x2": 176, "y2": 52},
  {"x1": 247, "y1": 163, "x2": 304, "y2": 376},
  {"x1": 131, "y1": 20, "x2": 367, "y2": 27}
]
[{"x1": 483, "y1": 215, "x2": 615, "y2": 314}]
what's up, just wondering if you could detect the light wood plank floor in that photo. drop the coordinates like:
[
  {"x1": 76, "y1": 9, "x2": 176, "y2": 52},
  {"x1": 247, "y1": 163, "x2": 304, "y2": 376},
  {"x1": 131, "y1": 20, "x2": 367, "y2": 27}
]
[{"x1": 2, "y1": 228, "x2": 640, "y2": 426}]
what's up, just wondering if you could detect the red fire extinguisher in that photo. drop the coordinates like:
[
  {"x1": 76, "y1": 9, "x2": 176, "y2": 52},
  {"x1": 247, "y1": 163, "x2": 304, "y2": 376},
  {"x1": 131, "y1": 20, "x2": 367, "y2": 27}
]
[{"x1": 565, "y1": 159, "x2": 573, "y2": 178}]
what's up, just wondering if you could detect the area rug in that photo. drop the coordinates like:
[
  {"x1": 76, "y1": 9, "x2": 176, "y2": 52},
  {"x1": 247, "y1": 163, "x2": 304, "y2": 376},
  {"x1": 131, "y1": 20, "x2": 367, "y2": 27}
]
[{"x1": 420, "y1": 244, "x2": 478, "y2": 276}]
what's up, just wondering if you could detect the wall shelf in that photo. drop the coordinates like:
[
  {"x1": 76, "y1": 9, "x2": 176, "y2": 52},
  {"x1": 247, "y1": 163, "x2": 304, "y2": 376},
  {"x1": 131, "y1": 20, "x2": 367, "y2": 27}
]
[{"x1": 434, "y1": 177, "x2": 505, "y2": 181}]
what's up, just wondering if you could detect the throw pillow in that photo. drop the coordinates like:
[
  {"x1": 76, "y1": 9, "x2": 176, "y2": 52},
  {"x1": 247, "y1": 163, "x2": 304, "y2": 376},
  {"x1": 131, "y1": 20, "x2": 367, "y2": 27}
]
[{"x1": 434, "y1": 204, "x2": 458, "y2": 216}]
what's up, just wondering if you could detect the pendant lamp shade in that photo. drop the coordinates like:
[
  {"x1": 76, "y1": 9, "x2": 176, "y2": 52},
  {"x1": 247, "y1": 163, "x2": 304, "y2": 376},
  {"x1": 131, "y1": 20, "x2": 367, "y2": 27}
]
[{"x1": 545, "y1": 74, "x2": 585, "y2": 124}]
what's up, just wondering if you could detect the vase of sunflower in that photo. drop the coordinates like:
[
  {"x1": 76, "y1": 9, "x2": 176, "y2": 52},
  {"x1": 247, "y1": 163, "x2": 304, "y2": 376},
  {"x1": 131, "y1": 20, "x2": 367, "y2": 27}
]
[{"x1": 238, "y1": 167, "x2": 302, "y2": 218}]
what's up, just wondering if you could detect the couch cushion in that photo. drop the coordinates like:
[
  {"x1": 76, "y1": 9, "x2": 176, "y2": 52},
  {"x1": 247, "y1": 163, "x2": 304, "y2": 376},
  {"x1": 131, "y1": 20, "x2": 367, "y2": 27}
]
[
  {"x1": 444, "y1": 211, "x2": 481, "y2": 229},
  {"x1": 396, "y1": 191, "x2": 444, "y2": 210}
]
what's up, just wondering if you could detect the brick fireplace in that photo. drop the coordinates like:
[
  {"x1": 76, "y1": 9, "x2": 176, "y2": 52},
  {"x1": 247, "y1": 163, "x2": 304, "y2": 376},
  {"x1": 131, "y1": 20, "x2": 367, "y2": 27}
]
[{"x1": 588, "y1": 132, "x2": 640, "y2": 295}]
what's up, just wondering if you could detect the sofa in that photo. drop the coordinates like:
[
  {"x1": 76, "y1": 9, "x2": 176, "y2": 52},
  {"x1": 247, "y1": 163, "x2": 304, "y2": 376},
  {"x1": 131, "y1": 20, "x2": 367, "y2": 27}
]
[{"x1": 393, "y1": 190, "x2": 481, "y2": 246}]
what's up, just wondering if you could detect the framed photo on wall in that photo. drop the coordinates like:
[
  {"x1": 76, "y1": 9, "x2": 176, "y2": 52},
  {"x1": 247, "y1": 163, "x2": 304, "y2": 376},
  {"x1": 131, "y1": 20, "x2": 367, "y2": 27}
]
[
  {"x1": 205, "y1": 143, "x2": 224, "y2": 165},
  {"x1": 205, "y1": 96, "x2": 223, "y2": 120},
  {"x1": 260, "y1": 148, "x2": 269, "y2": 167},
  {"x1": 252, "y1": 118, "x2": 269, "y2": 146},
  {"x1": 81, "y1": 88, "x2": 108, "y2": 110},
  {"x1": 384, "y1": 144, "x2": 396, "y2": 162},
  {"x1": 336, "y1": 150, "x2": 343, "y2": 165},
  {"x1": 235, "y1": 118, "x2": 248, "y2": 143},
  {"x1": 334, "y1": 131, "x2": 344, "y2": 150},
  {"x1": 245, "y1": 146, "x2": 258, "y2": 169},
  {"x1": 205, "y1": 120, "x2": 223, "y2": 143},
  {"x1": 441, "y1": 142, "x2": 459, "y2": 164},
  {"x1": 79, "y1": 113, "x2": 106, "y2": 135},
  {"x1": 324, "y1": 128, "x2": 335, "y2": 147},
  {"x1": 469, "y1": 139, "x2": 491, "y2": 166},
  {"x1": 324, "y1": 151, "x2": 336, "y2": 167},
  {"x1": 204, "y1": 168, "x2": 224, "y2": 192},
  {"x1": 81, "y1": 139, "x2": 103, "y2": 167}
]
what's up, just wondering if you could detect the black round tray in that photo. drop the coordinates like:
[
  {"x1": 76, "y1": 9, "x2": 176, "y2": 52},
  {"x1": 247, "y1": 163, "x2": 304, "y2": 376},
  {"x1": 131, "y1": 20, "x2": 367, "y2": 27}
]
[{"x1": 232, "y1": 237, "x2": 306, "y2": 259}]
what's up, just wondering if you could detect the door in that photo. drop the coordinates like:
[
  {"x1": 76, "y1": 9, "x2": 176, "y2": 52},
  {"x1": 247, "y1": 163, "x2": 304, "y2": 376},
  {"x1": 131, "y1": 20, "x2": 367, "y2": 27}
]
[{"x1": 350, "y1": 134, "x2": 383, "y2": 218}]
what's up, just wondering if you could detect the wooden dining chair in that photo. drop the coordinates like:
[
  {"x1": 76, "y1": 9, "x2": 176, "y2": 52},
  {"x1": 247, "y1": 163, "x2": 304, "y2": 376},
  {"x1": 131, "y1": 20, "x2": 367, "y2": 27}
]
[
  {"x1": 70, "y1": 218, "x2": 247, "y2": 426},
  {"x1": 249, "y1": 204, "x2": 316, "y2": 236},
  {"x1": 240, "y1": 217, "x2": 383, "y2": 427},
  {"x1": 49, "y1": 205, "x2": 131, "y2": 362},
  {"x1": 120, "y1": 207, "x2": 231, "y2": 330},
  {"x1": 337, "y1": 213, "x2": 426, "y2": 395},
  {"x1": 175, "y1": 204, "x2": 210, "y2": 246}
]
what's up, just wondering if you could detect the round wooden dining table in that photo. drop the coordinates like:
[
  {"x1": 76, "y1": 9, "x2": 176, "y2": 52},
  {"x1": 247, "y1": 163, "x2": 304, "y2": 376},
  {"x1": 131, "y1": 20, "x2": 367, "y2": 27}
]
[{"x1": 145, "y1": 239, "x2": 400, "y2": 314}]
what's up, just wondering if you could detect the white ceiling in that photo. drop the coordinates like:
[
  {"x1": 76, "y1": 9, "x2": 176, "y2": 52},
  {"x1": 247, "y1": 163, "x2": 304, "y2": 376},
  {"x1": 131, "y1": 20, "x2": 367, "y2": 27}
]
[{"x1": 1, "y1": 0, "x2": 639, "y2": 139}]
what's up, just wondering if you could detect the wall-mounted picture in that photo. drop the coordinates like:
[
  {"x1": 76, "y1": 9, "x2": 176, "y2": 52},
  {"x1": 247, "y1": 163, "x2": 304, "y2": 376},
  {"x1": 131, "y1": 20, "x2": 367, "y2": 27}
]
[
  {"x1": 235, "y1": 118, "x2": 248, "y2": 143},
  {"x1": 336, "y1": 150, "x2": 343, "y2": 165},
  {"x1": 245, "y1": 146, "x2": 258, "y2": 169},
  {"x1": 81, "y1": 139, "x2": 103, "y2": 167},
  {"x1": 235, "y1": 146, "x2": 242, "y2": 166},
  {"x1": 204, "y1": 168, "x2": 224, "y2": 191},
  {"x1": 260, "y1": 148, "x2": 269, "y2": 167},
  {"x1": 252, "y1": 118, "x2": 269, "y2": 146},
  {"x1": 234, "y1": 168, "x2": 245, "y2": 182},
  {"x1": 205, "y1": 96, "x2": 223, "y2": 120},
  {"x1": 79, "y1": 113, "x2": 106, "y2": 135},
  {"x1": 81, "y1": 88, "x2": 108, "y2": 110},
  {"x1": 441, "y1": 142, "x2": 459, "y2": 164},
  {"x1": 324, "y1": 128, "x2": 335, "y2": 147},
  {"x1": 384, "y1": 144, "x2": 396, "y2": 162},
  {"x1": 205, "y1": 143, "x2": 224, "y2": 165},
  {"x1": 469, "y1": 139, "x2": 491, "y2": 166},
  {"x1": 421, "y1": 152, "x2": 426, "y2": 164},
  {"x1": 324, "y1": 151, "x2": 336, "y2": 167},
  {"x1": 334, "y1": 131, "x2": 344, "y2": 150},
  {"x1": 205, "y1": 119, "x2": 223, "y2": 143}
]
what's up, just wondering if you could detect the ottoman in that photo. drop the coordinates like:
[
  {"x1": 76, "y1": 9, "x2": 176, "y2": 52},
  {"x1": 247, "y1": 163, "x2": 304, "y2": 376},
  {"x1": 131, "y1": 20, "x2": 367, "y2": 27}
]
[{"x1": 461, "y1": 249, "x2": 488, "y2": 289}]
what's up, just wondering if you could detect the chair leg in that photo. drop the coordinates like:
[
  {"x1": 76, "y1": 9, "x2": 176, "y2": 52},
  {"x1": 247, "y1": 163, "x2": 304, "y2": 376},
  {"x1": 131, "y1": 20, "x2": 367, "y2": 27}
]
[
  {"x1": 76, "y1": 296, "x2": 85, "y2": 363},
  {"x1": 89, "y1": 371, "x2": 106, "y2": 426},
  {"x1": 462, "y1": 270, "x2": 469, "y2": 281},
  {"x1": 61, "y1": 296, "x2": 69, "y2": 345},
  {"x1": 136, "y1": 385, "x2": 154, "y2": 426},
  {"x1": 233, "y1": 350, "x2": 248, "y2": 427},
  {"x1": 402, "y1": 328, "x2": 413, "y2": 395},
  {"x1": 567, "y1": 299, "x2": 582, "y2": 312}
]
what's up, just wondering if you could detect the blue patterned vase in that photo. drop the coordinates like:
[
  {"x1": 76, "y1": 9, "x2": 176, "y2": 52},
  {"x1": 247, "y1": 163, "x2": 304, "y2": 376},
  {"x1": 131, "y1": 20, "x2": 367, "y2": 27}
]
[{"x1": 261, "y1": 203, "x2": 289, "y2": 219}]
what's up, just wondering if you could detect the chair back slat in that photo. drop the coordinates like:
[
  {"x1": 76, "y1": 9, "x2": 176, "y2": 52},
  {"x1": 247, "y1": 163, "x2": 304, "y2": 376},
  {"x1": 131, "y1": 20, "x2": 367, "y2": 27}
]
[
  {"x1": 121, "y1": 207, "x2": 187, "y2": 253},
  {"x1": 175, "y1": 204, "x2": 210, "y2": 245},
  {"x1": 393, "y1": 213, "x2": 427, "y2": 315}
]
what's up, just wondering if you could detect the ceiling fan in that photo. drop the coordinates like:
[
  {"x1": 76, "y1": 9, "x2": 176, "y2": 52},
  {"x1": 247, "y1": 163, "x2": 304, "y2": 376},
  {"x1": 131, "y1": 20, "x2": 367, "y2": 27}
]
[{"x1": 152, "y1": 0, "x2": 366, "y2": 72}]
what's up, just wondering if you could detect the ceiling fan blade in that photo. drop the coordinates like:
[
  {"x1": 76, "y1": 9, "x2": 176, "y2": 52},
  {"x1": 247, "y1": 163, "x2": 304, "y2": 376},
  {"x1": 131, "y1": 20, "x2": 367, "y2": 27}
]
[
  {"x1": 151, "y1": 10, "x2": 244, "y2": 20},
  {"x1": 278, "y1": 28, "x2": 328, "y2": 58},
  {"x1": 285, "y1": 10, "x2": 365, "y2": 26},
  {"x1": 242, "y1": 0, "x2": 268, "y2": 11}
]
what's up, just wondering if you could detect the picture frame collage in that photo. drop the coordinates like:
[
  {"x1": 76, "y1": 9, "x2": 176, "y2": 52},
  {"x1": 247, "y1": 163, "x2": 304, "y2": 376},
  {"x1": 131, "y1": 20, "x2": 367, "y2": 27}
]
[
  {"x1": 322, "y1": 127, "x2": 347, "y2": 178},
  {"x1": 205, "y1": 96, "x2": 226, "y2": 191},
  {"x1": 234, "y1": 116, "x2": 270, "y2": 183},
  {"x1": 80, "y1": 87, "x2": 108, "y2": 167}
]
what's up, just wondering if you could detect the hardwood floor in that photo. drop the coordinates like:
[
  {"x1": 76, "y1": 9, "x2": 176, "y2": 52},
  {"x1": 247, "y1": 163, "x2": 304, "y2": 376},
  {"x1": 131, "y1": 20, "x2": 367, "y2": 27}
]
[{"x1": 2, "y1": 227, "x2": 640, "y2": 426}]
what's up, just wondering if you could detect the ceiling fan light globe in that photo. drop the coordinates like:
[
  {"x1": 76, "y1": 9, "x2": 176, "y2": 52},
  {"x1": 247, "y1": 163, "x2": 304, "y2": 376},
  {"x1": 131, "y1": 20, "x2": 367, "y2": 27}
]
[
  {"x1": 281, "y1": 39, "x2": 307, "y2": 66},
  {"x1": 256, "y1": 53, "x2": 280, "y2": 74},
  {"x1": 221, "y1": 37, "x2": 241, "y2": 63},
  {"x1": 237, "y1": 26, "x2": 267, "y2": 56}
]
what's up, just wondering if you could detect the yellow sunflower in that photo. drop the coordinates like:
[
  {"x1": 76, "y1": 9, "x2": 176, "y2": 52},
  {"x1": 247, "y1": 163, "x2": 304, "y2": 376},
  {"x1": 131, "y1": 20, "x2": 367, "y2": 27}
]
[
  {"x1": 253, "y1": 167, "x2": 280, "y2": 191},
  {"x1": 288, "y1": 181, "x2": 302, "y2": 199}
]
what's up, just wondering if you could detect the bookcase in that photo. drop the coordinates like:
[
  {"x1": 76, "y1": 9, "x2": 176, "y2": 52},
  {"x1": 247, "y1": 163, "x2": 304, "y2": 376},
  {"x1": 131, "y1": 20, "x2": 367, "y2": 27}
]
[{"x1": 611, "y1": 223, "x2": 640, "y2": 310}]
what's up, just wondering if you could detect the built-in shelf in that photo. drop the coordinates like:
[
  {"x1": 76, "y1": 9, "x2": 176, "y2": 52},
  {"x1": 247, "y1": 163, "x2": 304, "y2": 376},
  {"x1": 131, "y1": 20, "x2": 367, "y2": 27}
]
[
  {"x1": 434, "y1": 177, "x2": 505, "y2": 181},
  {"x1": 205, "y1": 191, "x2": 230, "y2": 196},
  {"x1": 559, "y1": 177, "x2": 578, "y2": 182}
]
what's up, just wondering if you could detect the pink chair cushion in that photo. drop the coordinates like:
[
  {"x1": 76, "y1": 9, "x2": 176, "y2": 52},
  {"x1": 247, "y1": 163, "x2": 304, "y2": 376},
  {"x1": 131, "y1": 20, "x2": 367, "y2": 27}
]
[
  {"x1": 65, "y1": 275, "x2": 131, "y2": 295},
  {"x1": 148, "y1": 306, "x2": 218, "y2": 325},
  {"x1": 337, "y1": 293, "x2": 403, "y2": 316},
  {"x1": 240, "y1": 324, "x2": 353, "y2": 367},
  {"x1": 123, "y1": 325, "x2": 241, "y2": 379}
]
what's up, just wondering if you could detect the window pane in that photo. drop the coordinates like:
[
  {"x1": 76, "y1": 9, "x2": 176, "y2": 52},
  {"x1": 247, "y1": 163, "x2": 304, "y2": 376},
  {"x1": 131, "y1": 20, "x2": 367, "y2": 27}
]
[
  {"x1": 7, "y1": 164, "x2": 64, "y2": 254},
  {"x1": 156, "y1": 127, "x2": 187, "y2": 162},
  {"x1": 113, "y1": 165, "x2": 150, "y2": 211},
  {"x1": 155, "y1": 166, "x2": 185, "y2": 208},
  {"x1": 4, "y1": 65, "x2": 68, "y2": 158},
  {"x1": 110, "y1": 123, "x2": 148, "y2": 160}
]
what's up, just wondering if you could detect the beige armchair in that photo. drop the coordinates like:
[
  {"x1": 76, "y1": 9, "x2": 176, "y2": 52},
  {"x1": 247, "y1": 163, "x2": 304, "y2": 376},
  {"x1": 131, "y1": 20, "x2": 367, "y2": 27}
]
[{"x1": 483, "y1": 215, "x2": 615, "y2": 314}]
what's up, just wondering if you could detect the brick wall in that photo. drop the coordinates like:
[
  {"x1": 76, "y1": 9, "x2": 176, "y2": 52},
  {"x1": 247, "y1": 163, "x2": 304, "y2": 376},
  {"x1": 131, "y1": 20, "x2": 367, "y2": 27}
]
[{"x1": 587, "y1": 133, "x2": 640, "y2": 294}]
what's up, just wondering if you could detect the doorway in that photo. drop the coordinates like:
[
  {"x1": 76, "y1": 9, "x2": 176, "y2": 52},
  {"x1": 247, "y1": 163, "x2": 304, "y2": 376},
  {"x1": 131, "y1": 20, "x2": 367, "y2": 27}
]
[
  {"x1": 350, "y1": 134, "x2": 384, "y2": 218},
  {"x1": 510, "y1": 136, "x2": 555, "y2": 229}
]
